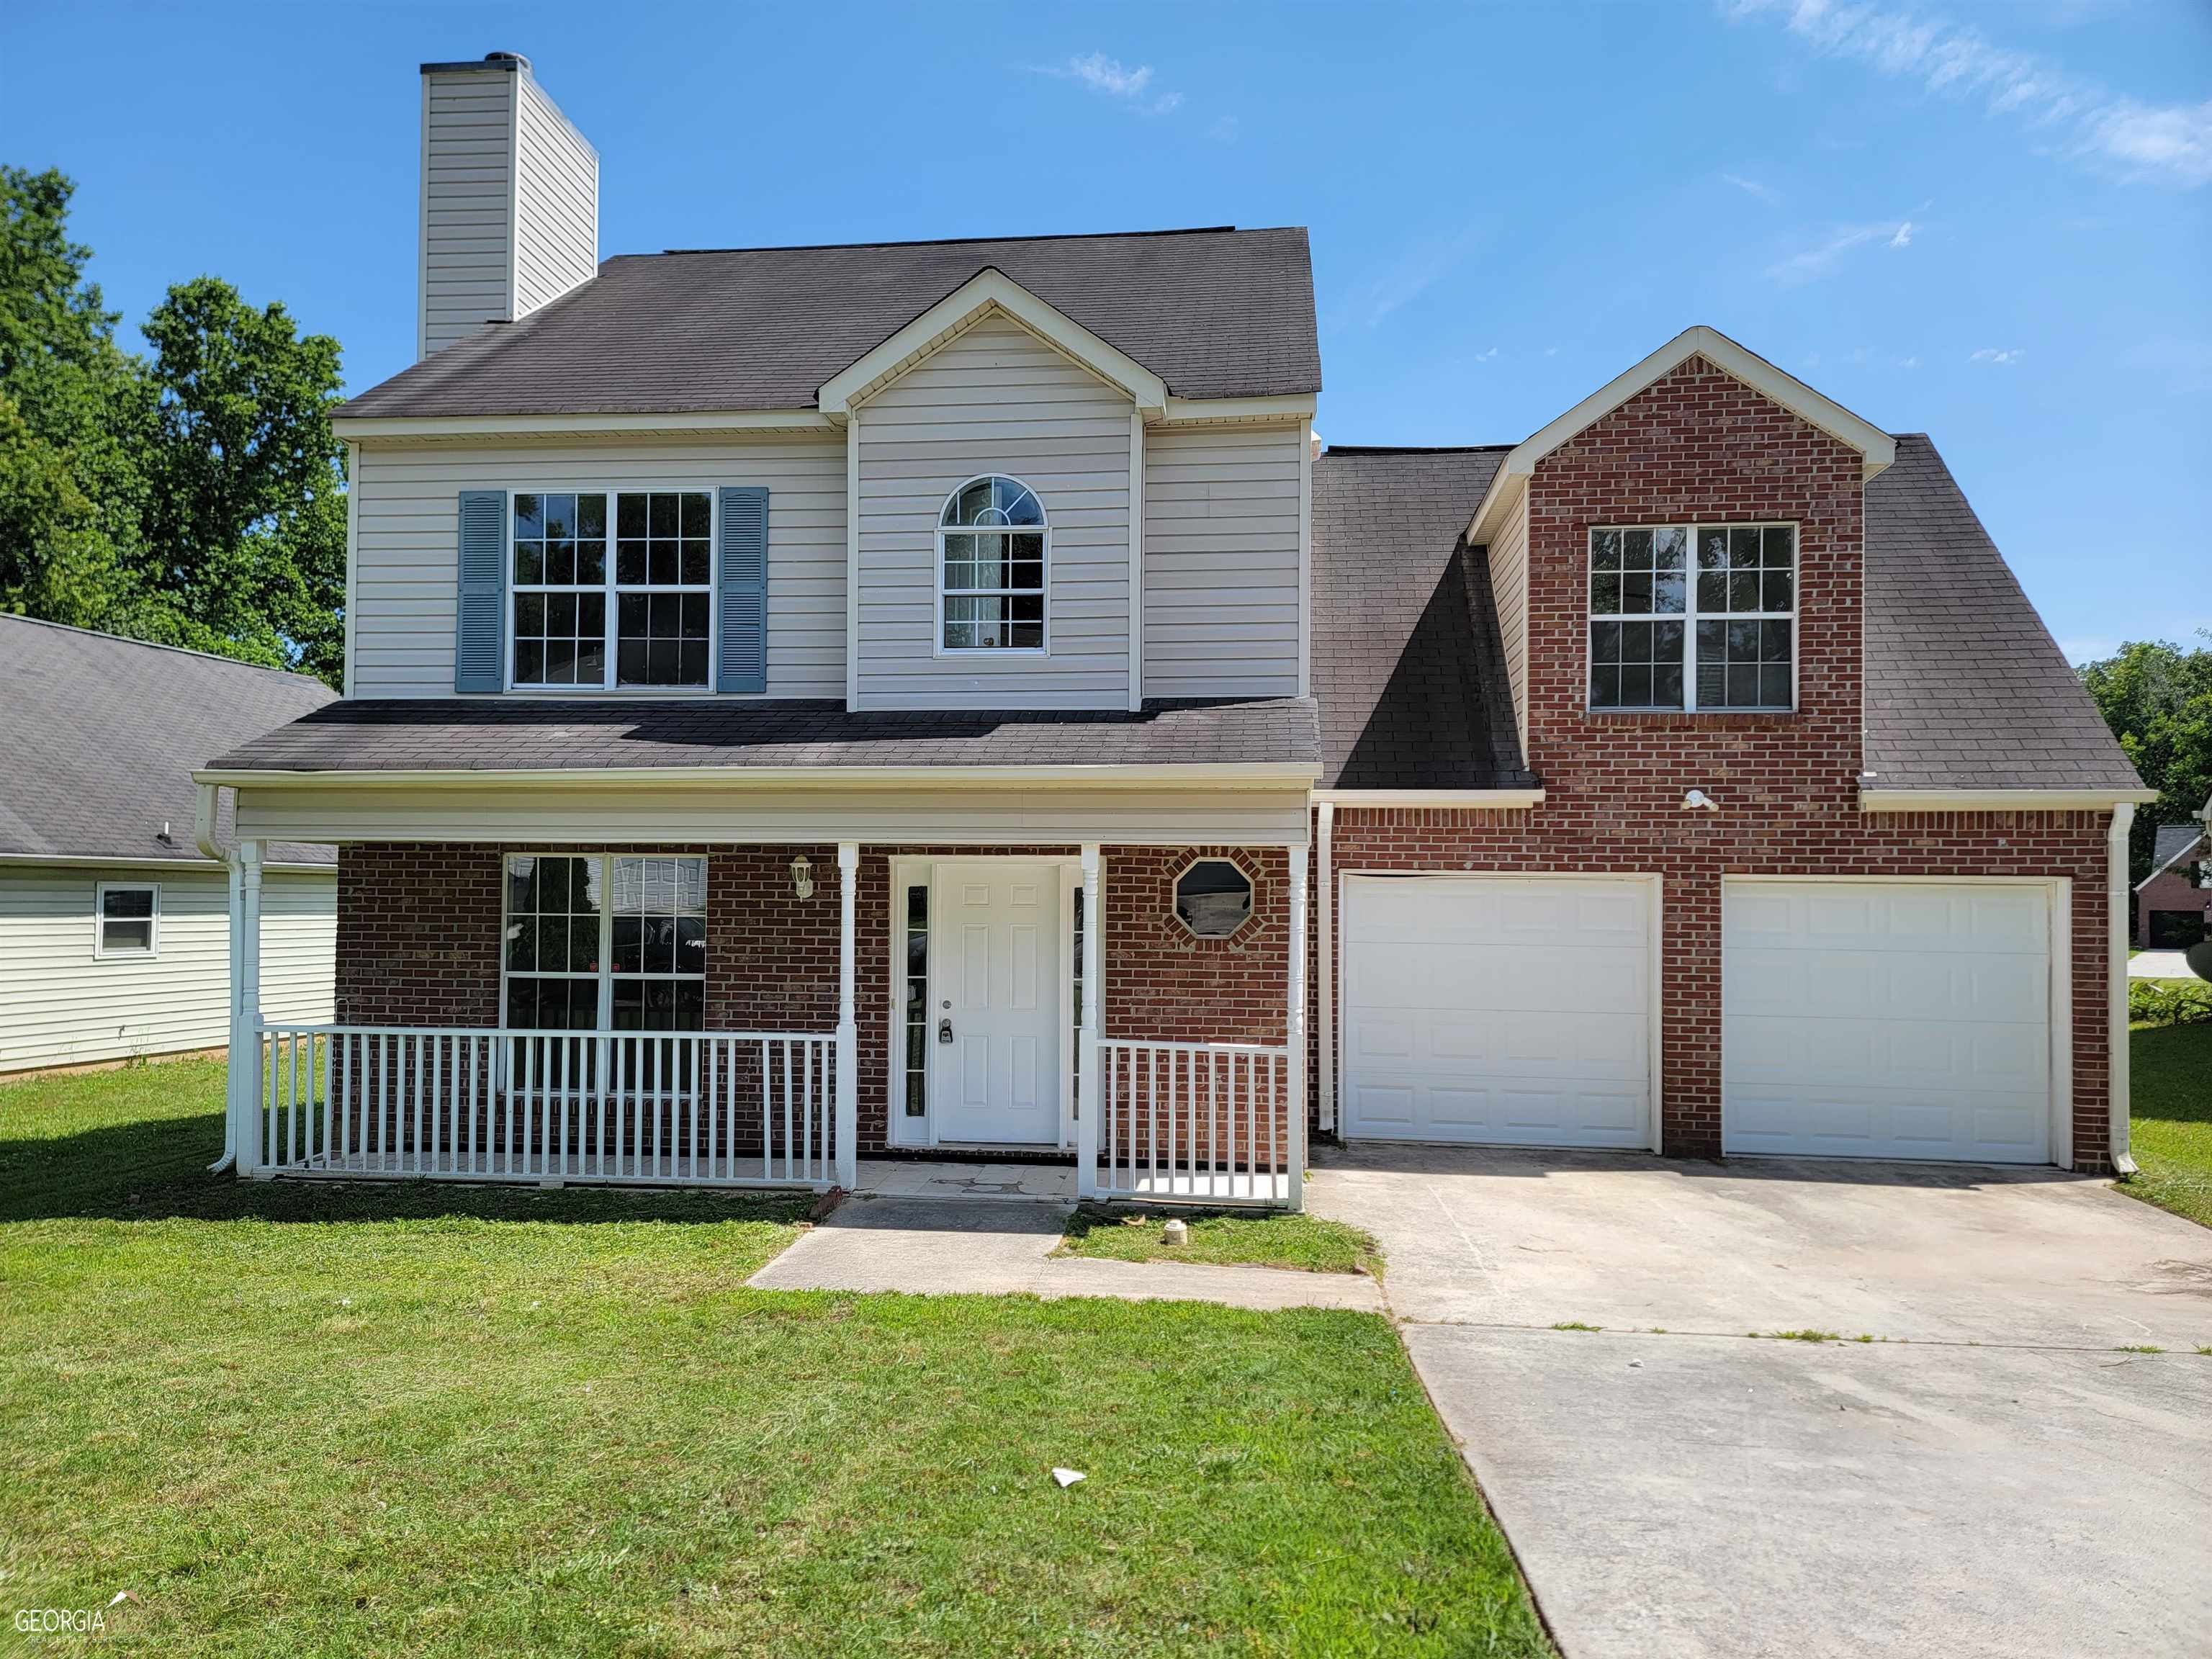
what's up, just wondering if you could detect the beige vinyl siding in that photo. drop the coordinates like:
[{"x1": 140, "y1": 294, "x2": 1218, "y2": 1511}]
[
  {"x1": 1142, "y1": 423, "x2": 1303, "y2": 698},
  {"x1": 855, "y1": 314, "x2": 1132, "y2": 709},
  {"x1": 1488, "y1": 488, "x2": 1530, "y2": 753},
  {"x1": 235, "y1": 783, "x2": 1311, "y2": 849},
  {"x1": 0, "y1": 865, "x2": 335, "y2": 1074},
  {"x1": 420, "y1": 68, "x2": 515, "y2": 359},
  {"x1": 349, "y1": 435, "x2": 848, "y2": 698},
  {"x1": 511, "y1": 73, "x2": 596, "y2": 319}
]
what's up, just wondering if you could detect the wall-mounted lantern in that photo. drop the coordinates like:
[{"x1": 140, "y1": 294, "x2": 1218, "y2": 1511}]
[{"x1": 790, "y1": 853, "x2": 814, "y2": 900}]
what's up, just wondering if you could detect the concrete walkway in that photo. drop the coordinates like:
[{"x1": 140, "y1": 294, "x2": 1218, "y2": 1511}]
[
  {"x1": 2129, "y1": 947, "x2": 2200, "y2": 979},
  {"x1": 747, "y1": 1195, "x2": 1385, "y2": 1313},
  {"x1": 1312, "y1": 1146, "x2": 2212, "y2": 1659}
]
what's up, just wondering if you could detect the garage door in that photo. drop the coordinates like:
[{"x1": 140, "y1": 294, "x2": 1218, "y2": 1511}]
[
  {"x1": 1340, "y1": 876, "x2": 1652, "y2": 1148},
  {"x1": 1722, "y1": 881, "x2": 2053, "y2": 1164}
]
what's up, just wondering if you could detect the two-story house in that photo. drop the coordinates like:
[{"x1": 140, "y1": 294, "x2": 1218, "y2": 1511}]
[{"x1": 198, "y1": 52, "x2": 2152, "y2": 1203}]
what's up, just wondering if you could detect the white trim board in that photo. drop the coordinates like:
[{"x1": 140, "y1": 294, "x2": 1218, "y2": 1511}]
[
  {"x1": 1860, "y1": 788, "x2": 2157, "y2": 812},
  {"x1": 1467, "y1": 324, "x2": 1898, "y2": 546}
]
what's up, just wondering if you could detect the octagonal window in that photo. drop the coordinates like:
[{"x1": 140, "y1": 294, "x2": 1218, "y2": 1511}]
[{"x1": 1174, "y1": 859, "x2": 1254, "y2": 938}]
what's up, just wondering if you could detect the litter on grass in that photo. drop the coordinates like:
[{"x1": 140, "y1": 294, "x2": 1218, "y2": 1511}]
[{"x1": 1051, "y1": 1467, "x2": 1086, "y2": 1488}]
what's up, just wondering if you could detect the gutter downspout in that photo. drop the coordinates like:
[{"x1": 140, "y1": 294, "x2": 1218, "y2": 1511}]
[
  {"x1": 197, "y1": 781, "x2": 239, "y2": 1174},
  {"x1": 2109, "y1": 802, "x2": 2138, "y2": 1177},
  {"x1": 1316, "y1": 801, "x2": 1335, "y2": 1135}
]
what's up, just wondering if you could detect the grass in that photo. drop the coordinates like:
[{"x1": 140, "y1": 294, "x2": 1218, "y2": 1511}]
[
  {"x1": 2122, "y1": 997, "x2": 2212, "y2": 1230},
  {"x1": 0, "y1": 1058, "x2": 1547, "y2": 1657},
  {"x1": 1756, "y1": 1330, "x2": 1843, "y2": 1344},
  {"x1": 1055, "y1": 1206, "x2": 1383, "y2": 1277}
]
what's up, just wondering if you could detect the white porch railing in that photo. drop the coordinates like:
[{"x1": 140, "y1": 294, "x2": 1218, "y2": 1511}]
[
  {"x1": 252, "y1": 1025, "x2": 841, "y2": 1190},
  {"x1": 1093, "y1": 1039, "x2": 1298, "y2": 1206}
]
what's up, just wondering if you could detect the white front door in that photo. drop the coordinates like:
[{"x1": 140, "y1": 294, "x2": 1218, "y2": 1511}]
[
  {"x1": 1339, "y1": 874, "x2": 1655, "y2": 1148},
  {"x1": 931, "y1": 861, "x2": 1061, "y2": 1145}
]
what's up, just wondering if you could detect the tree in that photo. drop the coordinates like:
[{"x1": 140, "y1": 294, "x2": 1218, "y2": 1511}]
[
  {"x1": 0, "y1": 166, "x2": 153, "y2": 627},
  {"x1": 0, "y1": 168, "x2": 346, "y2": 688},
  {"x1": 2078, "y1": 637, "x2": 2212, "y2": 881}
]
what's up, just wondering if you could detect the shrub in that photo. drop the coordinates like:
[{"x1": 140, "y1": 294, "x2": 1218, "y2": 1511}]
[{"x1": 2130, "y1": 979, "x2": 2212, "y2": 1027}]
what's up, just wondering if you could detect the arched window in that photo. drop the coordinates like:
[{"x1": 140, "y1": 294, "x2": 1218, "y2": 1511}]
[{"x1": 939, "y1": 475, "x2": 1046, "y2": 652}]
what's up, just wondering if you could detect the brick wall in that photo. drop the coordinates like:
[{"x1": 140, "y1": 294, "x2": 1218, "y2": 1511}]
[
  {"x1": 337, "y1": 844, "x2": 503, "y2": 1028},
  {"x1": 2136, "y1": 868, "x2": 2208, "y2": 946},
  {"x1": 1310, "y1": 358, "x2": 2116, "y2": 1169}
]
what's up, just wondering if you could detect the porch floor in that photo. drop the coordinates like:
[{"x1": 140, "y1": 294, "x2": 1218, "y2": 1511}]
[{"x1": 855, "y1": 1160, "x2": 1294, "y2": 1206}]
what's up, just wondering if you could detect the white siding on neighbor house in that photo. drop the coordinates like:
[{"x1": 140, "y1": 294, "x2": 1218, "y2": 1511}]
[
  {"x1": 511, "y1": 73, "x2": 596, "y2": 320},
  {"x1": 1142, "y1": 423, "x2": 1303, "y2": 699},
  {"x1": 855, "y1": 314, "x2": 1133, "y2": 709},
  {"x1": 1488, "y1": 489, "x2": 1530, "y2": 754},
  {"x1": 349, "y1": 436, "x2": 848, "y2": 698},
  {"x1": 420, "y1": 68, "x2": 514, "y2": 359},
  {"x1": 0, "y1": 864, "x2": 336, "y2": 1074}
]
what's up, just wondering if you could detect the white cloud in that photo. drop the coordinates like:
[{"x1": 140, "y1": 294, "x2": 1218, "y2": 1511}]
[
  {"x1": 1033, "y1": 52, "x2": 1183, "y2": 117},
  {"x1": 1474, "y1": 346, "x2": 1500, "y2": 363},
  {"x1": 1728, "y1": 0, "x2": 2212, "y2": 186},
  {"x1": 1765, "y1": 220, "x2": 1915, "y2": 283},
  {"x1": 1340, "y1": 230, "x2": 1482, "y2": 329},
  {"x1": 1970, "y1": 347, "x2": 2026, "y2": 364},
  {"x1": 1722, "y1": 171, "x2": 1783, "y2": 204},
  {"x1": 1208, "y1": 114, "x2": 1240, "y2": 144},
  {"x1": 1899, "y1": 354, "x2": 1919, "y2": 369}
]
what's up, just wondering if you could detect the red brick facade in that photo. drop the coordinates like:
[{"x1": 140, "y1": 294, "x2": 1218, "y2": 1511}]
[
  {"x1": 1316, "y1": 359, "x2": 2116, "y2": 1168},
  {"x1": 2136, "y1": 867, "x2": 2207, "y2": 948}
]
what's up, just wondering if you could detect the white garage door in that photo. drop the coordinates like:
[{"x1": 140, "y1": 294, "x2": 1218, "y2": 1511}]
[
  {"x1": 1340, "y1": 876, "x2": 1653, "y2": 1148},
  {"x1": 1722, "y1": 881, "x2": 2053, "y2": 1164}
]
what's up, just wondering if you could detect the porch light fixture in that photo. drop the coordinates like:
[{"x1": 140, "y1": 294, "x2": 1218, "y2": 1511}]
[{"x1": 789, "y1": 853, "x2": 814, "y2": 901}]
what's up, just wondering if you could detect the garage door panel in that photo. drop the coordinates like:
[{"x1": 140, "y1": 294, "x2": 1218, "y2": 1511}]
[
  {"x1": 1341, "y1": 876, "x2": 1653, "y2": 1149},
  {"x1": 1723, "y1": 881, "x2": 2052, "y2": 1164}
]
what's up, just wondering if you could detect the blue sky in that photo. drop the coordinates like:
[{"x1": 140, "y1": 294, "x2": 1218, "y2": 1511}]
[{"x1": 4, "y1": 0, "x2": 2206, "y2": 662}]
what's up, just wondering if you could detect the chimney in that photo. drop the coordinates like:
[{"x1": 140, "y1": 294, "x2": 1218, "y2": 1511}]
[{"x1": 417, "y1": 51, "x2": 598, "y2": 360}]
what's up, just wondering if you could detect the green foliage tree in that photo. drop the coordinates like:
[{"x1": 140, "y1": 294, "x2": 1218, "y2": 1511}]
[
  {"x1": 2078, "y1": 637, "x2": 2212, "y2": 881},
  {"x1": 0, "y1": 166, "x2": 346, "y2": 687}
]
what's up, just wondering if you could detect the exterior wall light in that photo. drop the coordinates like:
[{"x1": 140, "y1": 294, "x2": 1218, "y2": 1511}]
[{"x1": 790, "y1": 853, "x2": 814, "y2": 900}]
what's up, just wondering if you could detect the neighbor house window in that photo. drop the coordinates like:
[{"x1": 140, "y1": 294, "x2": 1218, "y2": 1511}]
[
  {"x1": 511, "y1": 490, "x2": 713, "y2": 689},
  {"x1": 1588, "y1": 524, "x2": 1795, "y2": 711},
  {"x1": 939, "y1": 475, "x2": 1046, "y2": 652},
  {"x1": 503, "y1": 854, "x2": 708, "y2": 1030},
  {"x1": 95, "y1": 883, "x2": 158, "y2": 958}
]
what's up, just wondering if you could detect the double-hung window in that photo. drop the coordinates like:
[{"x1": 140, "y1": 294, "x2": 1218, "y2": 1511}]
[
  {"x1": 938, "y1": 475, "x2": 1046, "y2": 652},
  {"x1": 511, "y1": 490, "x2": 714, "y2": 689},
  {"x1": 1588, "y1": 523, "x2": 1796, "y2": 711},
  {"x1": 502, "y1": 854, "x2": 708, "y2": 1031},
  {"x1": 95, "y1": 883, "x2": 158, "y2": 958}
]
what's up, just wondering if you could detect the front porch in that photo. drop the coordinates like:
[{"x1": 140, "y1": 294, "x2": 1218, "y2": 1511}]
[{"x1": 225, "y1": 837, "x2": 1308, "y2": 1208}]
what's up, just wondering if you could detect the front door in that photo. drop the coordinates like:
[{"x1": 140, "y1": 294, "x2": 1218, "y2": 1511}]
[{"x1": 932, "y1": 861, "x2": 1060, "y2": 1145}]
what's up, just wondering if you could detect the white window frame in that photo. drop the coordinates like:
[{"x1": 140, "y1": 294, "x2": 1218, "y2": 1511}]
[
  {"x1": 933, "y1": 473, "x2": 1050, "y2": 658},
  {"x1": 1169, "y1": 854, "x2": 1259, "y2": 940},
  {"x1": 503, "y1": 486, "x2": 720, "y2": 694},
  {"x1": 498, "y1": 852, "x2": 709, "y2": 1033},
  {"x1": 94, "y1": 881, "x2": 160, "y2": 959},
  {"x1": 1586, "y1": 521, "x2": 1798, "y2": 714}
]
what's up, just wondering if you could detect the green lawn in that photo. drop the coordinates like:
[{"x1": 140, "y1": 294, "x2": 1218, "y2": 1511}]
[
  {"x1": 1058, "y1": 1207, "x2": 1383, "y2": 1277},
  {"x1": 2126, "y1": 1002, "x2": 2212, "y2": 1229},
  {"x1": 0, "y1": 1058, "x2": 1547, "y2": 1657}
]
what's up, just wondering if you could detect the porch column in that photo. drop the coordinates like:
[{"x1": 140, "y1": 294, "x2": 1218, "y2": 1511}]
[
  {"x1": 835, "y1": 842, "x2": 858, "y2": 1190},
  {"x1": 1285, "y1": 841, "x2": 1308, "y2": 1210},
  {"x1": 230, "y1": 840, "x2": 266, "y2": 1177},
  {"x1": 1076, "y1": 844, "x2": 1102, "y2": 1200}
]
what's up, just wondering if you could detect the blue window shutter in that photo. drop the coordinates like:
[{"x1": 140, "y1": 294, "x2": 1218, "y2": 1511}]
[
  {"x1": 454, "y1": 490, "x2": 507, "y2": 693},
  {"x1": 718, "y1": 485, "x2": 769, "y2": 693}
]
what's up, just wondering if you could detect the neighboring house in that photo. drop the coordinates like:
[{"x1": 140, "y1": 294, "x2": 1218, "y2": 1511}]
[
  {"x1": 2135, "y1": 824, "x2": 2208, "y2": 948},
  {"x1": 0, "y1": 618, "x2": 338, "y2": 1075},
  {"x1": 195, "y1": 51, "x2": 2152, "y2": 1198}
]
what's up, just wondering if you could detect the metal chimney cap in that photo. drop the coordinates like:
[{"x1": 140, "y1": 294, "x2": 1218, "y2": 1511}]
[{"x1": 484, "y1": 50, "x2": 533, "y2": 71}]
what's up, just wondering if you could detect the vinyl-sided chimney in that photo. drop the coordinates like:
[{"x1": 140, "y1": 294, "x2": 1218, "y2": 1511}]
[{"x1": 417, "y1": 51, "x2": 598, "y2": 359}]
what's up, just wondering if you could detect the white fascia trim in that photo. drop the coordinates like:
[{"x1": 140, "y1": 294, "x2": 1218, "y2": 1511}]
[
  {"x1": 1312, "y1": 788, "x2": 1545, "y2": 809},
  {"x1": 1859, "y1": 788, "x2": 2159, "y2": 812},
  {"x1": 0, "y1": 852, "x2": 331, "y2": 874},
  {"x1": 1465, "y1": 324, "x2": 1897, "y2": 545},
  {"x1": 333, "y1": 409, "x2": 836, "y2": 441},
  {"x1": 1160, "y1": 394, "x2": 1318, "y2": 425},
  {"x1": 817, "y1": 268, "x2": 1168, "y2": 419},
  {"x1": 196, "y1": 763, "x2": 1321, "y2": 793}
]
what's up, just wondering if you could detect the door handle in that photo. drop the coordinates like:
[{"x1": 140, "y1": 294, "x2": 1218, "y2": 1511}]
[{"x1": 938, "y1": 1017, "x2": 954, "y2": 1045}]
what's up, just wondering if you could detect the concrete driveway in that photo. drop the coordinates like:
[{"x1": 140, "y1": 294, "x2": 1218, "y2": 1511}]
[{"x1": 1310, "y1": 1146, "x2": 2212, "y2": 1658}]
